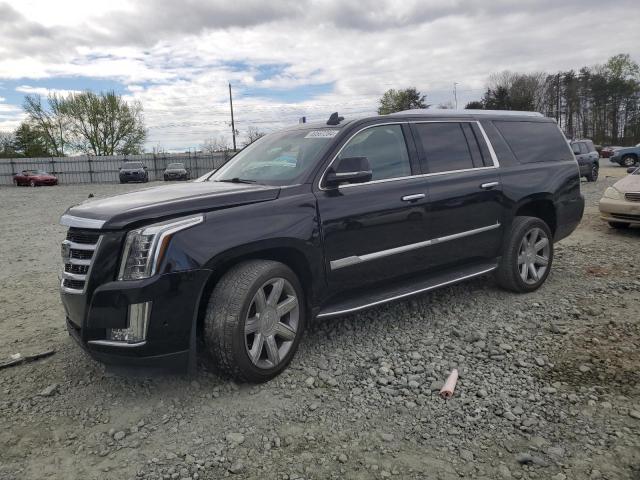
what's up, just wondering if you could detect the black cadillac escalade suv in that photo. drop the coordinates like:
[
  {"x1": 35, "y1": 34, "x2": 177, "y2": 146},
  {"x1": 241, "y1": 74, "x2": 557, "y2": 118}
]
[{"x1": 59, "y1": 110, "x2": 584, "y2": 382}]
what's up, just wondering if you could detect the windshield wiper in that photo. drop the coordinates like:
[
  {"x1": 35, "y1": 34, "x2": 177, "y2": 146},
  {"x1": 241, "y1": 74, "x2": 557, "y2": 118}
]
[{"x1": 216, "y1": 177, "x2": 257, "y2": 184}]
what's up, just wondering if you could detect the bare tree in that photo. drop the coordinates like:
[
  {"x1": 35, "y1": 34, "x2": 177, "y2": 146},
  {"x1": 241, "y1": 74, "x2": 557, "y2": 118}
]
[
  {"x1": 243, "y1": 126, "x2": 266, "y2": 147},
  {"x1": 63, "y1": 91, "x2": 146, "y2": 155},
  {"x1": 23, "y1": 94, "x2": 68, "y2": 156},
  {"x1": 437, "y1": 101, "x2": 455, "y2": 109},
  {"x1": 201, "y1": 135, "x2": 230, "y2": 154}
]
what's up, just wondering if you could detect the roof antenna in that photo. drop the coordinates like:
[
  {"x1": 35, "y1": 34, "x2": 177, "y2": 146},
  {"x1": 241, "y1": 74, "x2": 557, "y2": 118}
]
[{"x1": 326, "y1": 112, "x2": 344, "y2": 126}]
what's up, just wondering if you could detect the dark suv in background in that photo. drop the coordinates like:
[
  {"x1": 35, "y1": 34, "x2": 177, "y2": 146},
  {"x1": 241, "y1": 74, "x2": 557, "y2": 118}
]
[
  {"x1": 119, "y1": 161, "x2": 149, "y2": 183},
  {"x1": 59, "y1": 110, "x2": 584, "y2": 382},
  {"x1": 570, "y1": 139, "x2": 599, "y2": 181}
]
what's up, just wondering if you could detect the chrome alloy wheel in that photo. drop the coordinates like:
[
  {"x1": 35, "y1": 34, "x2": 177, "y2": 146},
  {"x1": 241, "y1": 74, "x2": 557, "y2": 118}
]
[
  {"x1": 244, "y1": 277, "x2": 299, "y2": 369},
  {"x1": 517, "y1": 227, "x2": 550, "y2": 285}
]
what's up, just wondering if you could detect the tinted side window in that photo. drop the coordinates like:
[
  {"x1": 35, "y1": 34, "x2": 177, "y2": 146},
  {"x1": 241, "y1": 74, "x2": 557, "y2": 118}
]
[
  {"x1": 571, "y1": 143, "x2": 581, "y2": 154},
  {"x1": 578, "y1": 143, "x2": 588, "y2": 154},
  {"x1": 338, "y1": 125, "x2": 411, "y2": 181},
  {"x1": 414, "y1": 123, "x2": 475, "y2": 173},
  {"x1": 494, "y1": 121, "x2": 573, "y2": 164}
]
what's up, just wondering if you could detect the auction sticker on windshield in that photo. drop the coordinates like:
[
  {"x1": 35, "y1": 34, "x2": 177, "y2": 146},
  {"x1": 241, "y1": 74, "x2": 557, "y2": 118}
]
[{"x1": 304, "y1": 130, "x2": 339, "y2": 139}]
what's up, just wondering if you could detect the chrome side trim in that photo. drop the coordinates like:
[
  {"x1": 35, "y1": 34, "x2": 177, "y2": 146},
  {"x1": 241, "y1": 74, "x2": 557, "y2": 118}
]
[
  {"x1": 87, "y1": 340, "x2": 147, "y2": 348},
  {"x1": 317, "y1": 265, "x2": 497, "y2": 318},
  {"x1": 60, "y1": 214, "x2": 106, "y2": 230},
  {"x1": 318, "y1": 120, "x2": 500, "y2": 191},
  {"x1": 329, "y1": 222, "x2": 500, "y2": 270}
]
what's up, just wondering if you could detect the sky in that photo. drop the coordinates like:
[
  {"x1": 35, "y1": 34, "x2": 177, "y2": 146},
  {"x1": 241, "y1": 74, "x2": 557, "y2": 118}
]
[{"x1": 0, "y1": 0, "x2": 638, "y2": 152}]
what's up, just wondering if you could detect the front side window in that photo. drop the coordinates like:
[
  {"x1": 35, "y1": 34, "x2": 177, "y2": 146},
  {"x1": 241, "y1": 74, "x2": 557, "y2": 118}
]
[
  {"x1": 579, "y1": 143, "x2": 588, "y2": 154},
  {"x1": 337, "y1": 124, "x2": 411, "y2": 181},
  {"x1": 414, "y1": 123, "x2": 475, "y2": 173}
]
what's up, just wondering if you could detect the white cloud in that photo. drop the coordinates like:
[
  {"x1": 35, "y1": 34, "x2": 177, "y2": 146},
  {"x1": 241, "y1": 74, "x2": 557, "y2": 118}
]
[{"x1": 0, "y1": 0, "x2": 638, "y2": 150}]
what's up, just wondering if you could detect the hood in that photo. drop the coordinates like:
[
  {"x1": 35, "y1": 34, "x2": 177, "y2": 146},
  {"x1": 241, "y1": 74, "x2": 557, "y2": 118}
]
[
  {"x1": 65, "y1": 181, "x2": 280, "y2": 229},
  {"x1": 120, "y1": 168, "x2": 145, "y2": 172},
  {"x1": 613, "y1": 174, "x2": 640, "y2": 193},
  {"x1": 33, "y1": 174, "x2": 56, "y2": 179},
  {"x1": 165, "y1": 168, "x2": 187, "y2": 173}
]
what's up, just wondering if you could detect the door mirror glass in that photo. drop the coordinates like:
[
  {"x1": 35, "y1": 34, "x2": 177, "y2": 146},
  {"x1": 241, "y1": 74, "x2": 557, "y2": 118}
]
[{"x1": 325, "y1": 156, "x2": 372, "y2": 188}]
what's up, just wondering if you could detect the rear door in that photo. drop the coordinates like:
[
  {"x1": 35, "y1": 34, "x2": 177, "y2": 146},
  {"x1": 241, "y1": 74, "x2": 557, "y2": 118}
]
[{"x1": 410, "y1": 121, "x2": 504, "y2": 271}]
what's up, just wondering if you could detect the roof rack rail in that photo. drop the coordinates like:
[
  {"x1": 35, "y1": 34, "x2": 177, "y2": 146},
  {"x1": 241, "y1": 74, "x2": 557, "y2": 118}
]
[{"x1": 389, "y1": 108, "x2": 544, "y2": 117}]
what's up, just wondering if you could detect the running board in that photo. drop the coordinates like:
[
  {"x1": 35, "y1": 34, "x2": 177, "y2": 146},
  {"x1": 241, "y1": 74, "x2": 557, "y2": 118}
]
[{"x1": 316, "y1": 261, "x2": 497, "y2": 318}]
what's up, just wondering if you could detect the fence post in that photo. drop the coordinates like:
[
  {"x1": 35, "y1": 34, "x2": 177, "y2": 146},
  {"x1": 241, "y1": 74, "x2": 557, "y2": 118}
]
[
  {"x1": 153, "y1": 153, "x2": 157, "y2": 181},
  {"x1": 10, "y1": 158, "x2": 16, "y2": 177},
  {"x1": 88, "y1": 155, "x2": 93, "y2": 183},
  {"x1": 50, "y1": 157, "x2": 56, "y2": 176}
]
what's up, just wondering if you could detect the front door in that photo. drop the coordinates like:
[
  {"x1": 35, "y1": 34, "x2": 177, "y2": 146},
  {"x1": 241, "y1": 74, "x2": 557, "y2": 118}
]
[{"x1": 315, "y1": 123, "x2": 430, "y2": 294}]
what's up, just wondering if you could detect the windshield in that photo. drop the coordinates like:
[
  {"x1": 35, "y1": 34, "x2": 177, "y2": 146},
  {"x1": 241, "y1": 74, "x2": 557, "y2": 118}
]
[
  {"x1": 210, "y1": 128, "x2": 339, "y2": 185},
  {"x1": 27, "y1": 170, "x2": 49, "y2": 175},
  {"x1": 123, "y1": 162, "x2": 143, "y2": 168},
  {"x1": 167, "y1": 163, "x2": 184, "y2": 169}
]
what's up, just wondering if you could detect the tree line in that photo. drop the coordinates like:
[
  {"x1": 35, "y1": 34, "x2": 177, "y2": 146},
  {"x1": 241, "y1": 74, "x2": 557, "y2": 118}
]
[
  {"x1": 379, "y1": 53, "x2": 640, "y2": 146},
  {"x1": 0, "y1": 91, "x2": 146, "y2": 158}
]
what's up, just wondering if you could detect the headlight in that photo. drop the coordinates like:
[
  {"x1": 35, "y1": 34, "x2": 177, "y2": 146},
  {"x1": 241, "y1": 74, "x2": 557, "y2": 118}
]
[
  {"x1": 603, "y1": 187, "x2": 622, "y2": 200},
  {"x1": 118, "y1": 215, "x2": 203, "y2": 280}
]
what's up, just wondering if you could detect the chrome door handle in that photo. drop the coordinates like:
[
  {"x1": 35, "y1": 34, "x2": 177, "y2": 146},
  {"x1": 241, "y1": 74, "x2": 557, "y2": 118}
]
[
  {"x1": 402, "y1": 193, "x2": 426, "y2": 202},
  {"x1": 480, "y1": 182, "x2": 500, "y2": 190}
]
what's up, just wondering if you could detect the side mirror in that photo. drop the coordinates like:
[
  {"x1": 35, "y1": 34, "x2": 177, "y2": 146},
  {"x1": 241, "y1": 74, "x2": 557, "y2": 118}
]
[
  {"x1": 143, "y1": 166, "x2": 148, "y2": 170},
  {"x1": 627, "y1": 167, "x2": 637, "y2": 174},
  {"x1": 324, "y1": 156, "x2": 372, "y2": 188}
]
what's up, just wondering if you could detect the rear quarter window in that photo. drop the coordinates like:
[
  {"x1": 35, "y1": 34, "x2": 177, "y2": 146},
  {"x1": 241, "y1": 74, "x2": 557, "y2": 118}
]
[{"x1": 494, "y1": 121, "x2": 573, "y2": 164}]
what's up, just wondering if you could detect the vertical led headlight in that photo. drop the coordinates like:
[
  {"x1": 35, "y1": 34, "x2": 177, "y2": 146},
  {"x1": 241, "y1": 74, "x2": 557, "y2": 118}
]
[{"x1": 118, "y1": 215, "x2": 203, "y2": 281}]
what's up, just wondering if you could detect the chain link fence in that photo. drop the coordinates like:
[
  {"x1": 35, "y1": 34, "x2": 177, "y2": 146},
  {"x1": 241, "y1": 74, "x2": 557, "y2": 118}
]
[{"x1": 0, "y1": 152, "x2": 233, "y2": 186}]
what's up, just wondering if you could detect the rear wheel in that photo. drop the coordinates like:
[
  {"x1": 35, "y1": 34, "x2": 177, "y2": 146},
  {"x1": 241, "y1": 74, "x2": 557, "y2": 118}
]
[
  {"x1": 29, "y1": 180, "x2": 36, "y2": 187},
  {"x1": 204, "y1": 260, "x2": 305, "y2": 382},
  {"x1": 608, "y1": 221, "x2": 630, "y2": 229},
  {"x1": 622, "y1": 155, "x2": 637, "y2": 168},
  {"x1": 585, "y1": 163, "x2": 599, "y2": 182},
  {"x1": 495, "y1": 216, "x2": 553, "y2": 293}
]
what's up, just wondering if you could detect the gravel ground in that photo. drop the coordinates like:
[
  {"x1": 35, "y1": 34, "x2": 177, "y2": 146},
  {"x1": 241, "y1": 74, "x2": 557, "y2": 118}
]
[{"x1": 1, "y1": 165, "x2": 639, "y2": 480}]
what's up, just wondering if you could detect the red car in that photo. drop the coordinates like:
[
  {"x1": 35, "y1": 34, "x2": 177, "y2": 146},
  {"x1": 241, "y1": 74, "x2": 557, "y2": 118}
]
[
  {"x1": 13, "y1": 169, "x2": 58, "y2": 187},
  {"x1": 601, "y1": 146, "x2": 622, "y2": 158}
]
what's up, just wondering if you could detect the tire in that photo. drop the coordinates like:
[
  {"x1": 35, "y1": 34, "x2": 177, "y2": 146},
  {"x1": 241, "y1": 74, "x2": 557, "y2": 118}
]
[
  {"x1": 495, "y1": 216, "x2": 553, "y2": 293},
  {"x1": 204, "y1": 260, "x2": 305, "y2": 382},
  {"x1": 608, "y1": 221, "x2": 630, "y2": 229},
  {"x1": 622, "y1": 155, "x2": 637, "y2": 168},
  {"x1": 30, "y1": 180, "x2": 36, "y2": 187},
  {"x1": 163, "y1": 175, "x2": 168, "y2": 181},
  {"x1": 585, "y1": 163, "x2": 599, "y2": 182}
]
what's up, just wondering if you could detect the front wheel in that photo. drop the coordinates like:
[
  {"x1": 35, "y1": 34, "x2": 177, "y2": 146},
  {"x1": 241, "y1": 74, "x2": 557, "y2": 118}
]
[
  {"x1": 622, "y1": 155, "x2": 637, "y2": 168},
  {"x1": 30, "y1": 180, "x2": 36, "y2": 187},
  {"x1": 495, "y1": 216, "x2": 553, "y2": 293},
  {"x1": 204, "y1": 260, "x2": 305, "y2": 382},
  {"x1": 585, "y1": 163, "x2": 599, "y2": 182}
]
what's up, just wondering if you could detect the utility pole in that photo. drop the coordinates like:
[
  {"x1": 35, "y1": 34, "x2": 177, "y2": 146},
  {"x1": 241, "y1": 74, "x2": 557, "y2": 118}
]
[
  {"x1": 453, "y1": 82, "x2": 458, "y2": 109},
  {"x1": 229, "y1": 82, "x2": 237, "y2": 152},
  {"x1": 556, "y1": 73, "x2": 561, "y2": 127}
]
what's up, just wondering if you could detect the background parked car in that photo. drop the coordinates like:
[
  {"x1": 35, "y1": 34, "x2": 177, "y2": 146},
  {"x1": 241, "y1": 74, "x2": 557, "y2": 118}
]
[
  {"x1": 609, "y1": 143, "x2": 640, "y2": 167},
  {"x1": 600, "y1": 145, "x2": 622, "y2": 158},
  {"x1": 570, "y1": 139, "x2": 599, "y2": 181},
  {"x1": 163, "y1": 162, "x2": 190, "y2": 181},
  {"x1": 13, "y1": 169, "x2": 58, "y2": 187},
  {"x1": 599, "y1": 166, "x2": 640, "y2": 228},
  {"x1": 119, "y1": 161, "x2": 148, "y2": 183}
]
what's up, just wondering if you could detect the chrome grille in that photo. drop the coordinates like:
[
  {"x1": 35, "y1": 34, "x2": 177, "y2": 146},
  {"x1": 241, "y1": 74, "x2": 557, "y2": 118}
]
[
  {"x1": 625, "y1": 192, "x2": 640, "y2": 202},
  {"x1": 61, "y1": 229, "x2": 101, "y2": 294}
]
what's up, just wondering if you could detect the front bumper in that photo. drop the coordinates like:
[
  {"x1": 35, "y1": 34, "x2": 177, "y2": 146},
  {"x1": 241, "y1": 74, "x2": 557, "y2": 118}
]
[
  {"x1": 62, "y1": 269, "x2": 211, "y2": 368},
  {"x1": 599, "y1": 197, "x2": 640, "y2": 225}
]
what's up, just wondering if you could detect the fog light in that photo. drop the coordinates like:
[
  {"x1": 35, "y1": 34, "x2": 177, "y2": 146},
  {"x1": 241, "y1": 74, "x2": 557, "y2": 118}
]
[{"x1": 107, "y1": 301, "x2": 151, "y2": 343}]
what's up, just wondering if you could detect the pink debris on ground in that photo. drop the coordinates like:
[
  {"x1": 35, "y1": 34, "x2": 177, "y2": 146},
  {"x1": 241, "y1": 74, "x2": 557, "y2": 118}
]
[{"x1": 439, "y1": 369, "x2": 459, "y2": 399}]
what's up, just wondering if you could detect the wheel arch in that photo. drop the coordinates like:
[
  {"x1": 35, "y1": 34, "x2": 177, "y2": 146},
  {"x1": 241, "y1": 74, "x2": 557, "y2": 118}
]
[
  {"x1": 195, "y1": 240, "x2": 320, "y2": 338},
  {"x1": 510, "y1": 194, "x2": 558, "y2": 236}
]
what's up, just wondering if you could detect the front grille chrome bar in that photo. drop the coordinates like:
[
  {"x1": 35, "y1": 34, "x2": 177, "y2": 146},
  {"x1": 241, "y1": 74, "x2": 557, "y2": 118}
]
[{"x1": 61, "y1": 234, "x2": 102, "y2": 295}]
